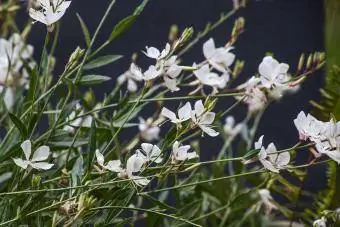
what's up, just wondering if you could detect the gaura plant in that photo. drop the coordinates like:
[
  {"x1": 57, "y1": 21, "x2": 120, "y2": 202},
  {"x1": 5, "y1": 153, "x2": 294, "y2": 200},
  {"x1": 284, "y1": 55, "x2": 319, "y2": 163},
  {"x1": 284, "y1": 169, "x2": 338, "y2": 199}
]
[{"x1": 0, "y1": 0, "x2": 337, "y2": 226}]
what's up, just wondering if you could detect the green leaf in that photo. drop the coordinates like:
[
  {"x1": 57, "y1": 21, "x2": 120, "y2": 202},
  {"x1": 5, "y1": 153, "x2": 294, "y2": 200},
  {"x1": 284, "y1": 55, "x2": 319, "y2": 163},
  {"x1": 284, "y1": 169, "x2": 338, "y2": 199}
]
[
  {"x1": 84, "y1": 55, "x2": 122, "y2": 70},
  {"x1": 71, "y1": 155, "x2": 84, "y2": 195},
  {"x1": 76, "y1": 13, "x2": 91, "y2": 48},
  {"x1": 60, "y1": 100, "x2": 80, "y2": 120},
  {"x1": 108, "y1": 0, "x2": 149, "y2": 42},
  {"x1": 48, "y1": 140, "x2": 88, "y2": 149},
  {"x1": 242, "y1": 148, "x2": 261, "y2": 161},
  {"x1": 87, "y1": 120, "x2": 96, "y2": 171},
  {"x1": 8, "y1": 112, "x2": 28, "y2": 139},
  {"x1": 78, "y1": 75, "x2": 111, "y2": 85}
]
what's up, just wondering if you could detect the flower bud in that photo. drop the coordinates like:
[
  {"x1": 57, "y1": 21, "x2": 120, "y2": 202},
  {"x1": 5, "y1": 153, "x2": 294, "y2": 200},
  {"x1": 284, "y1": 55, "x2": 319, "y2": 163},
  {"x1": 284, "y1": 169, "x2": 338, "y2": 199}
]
[{"x1": 297, "y1": 53, "x2": 305, "y2": 72}]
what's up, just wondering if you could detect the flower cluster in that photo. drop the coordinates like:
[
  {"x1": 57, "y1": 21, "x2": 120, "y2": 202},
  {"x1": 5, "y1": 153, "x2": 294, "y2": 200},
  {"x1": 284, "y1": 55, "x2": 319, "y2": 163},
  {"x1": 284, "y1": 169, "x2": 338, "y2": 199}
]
[
  {"x1": 253, "y1": 135, "x2": 290, "y2": 173},
  {"x1": 161, "y1": 100, "x2": 219, "y2": 137},
  {"x1": 294, "y1": 111, "x2": 340, "y2": 163},
  {"x1": 238, "y1": 56, "x2": 298, "y2": 113}
]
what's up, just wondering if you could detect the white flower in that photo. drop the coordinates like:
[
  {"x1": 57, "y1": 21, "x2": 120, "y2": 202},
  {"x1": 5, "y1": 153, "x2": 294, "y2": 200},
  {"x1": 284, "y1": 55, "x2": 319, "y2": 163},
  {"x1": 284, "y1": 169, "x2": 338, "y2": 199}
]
[
  {"x1": 13, "y1": 140, "x2": 54, "y2": 170},
  {"x1": 143, "y1": 43, "x2": 171, "y2": 60},
  {"x1": 293, "y1": 111, "x2": 327, "y2": 141},
  {"x1": 117, "y1": 63, "x2": 143, "y2": 92},
  {"x1": 0, "y1": 86, "x2": 15, "y2": 110},
  {"x1": 0, "y1": 34, "x2": 34, "y2": 88},
  {"x1": 314, "y1": 119, "x2": 340, "y2": 163},
  {"x1": 137, "y1": 143, "x2": 163, "y2": 164},
  {"x1": 171, "y1": 141, "x2": 198, "y2": 163},
  {"x1": 126, "y1": 153, "x2": 150, "y2": 186},
  {"x1": 29, "y1": 0, "x2": 71, "y2": 26},
  {"x1": 63, "y1": 104, "x2": 93, "y2": 133},
  {"x1": 258, "y1": 56, "x2": 289, "y2": 89},
  {"x1": 223, "y1": 116, "x2": 243, "y2": 137},
  {"x1": 258, "y1": 189, "x2": 277, "y2": 213},
  {"x1": 313, "y1": 217, "x2": 326, "y2": 227},
  {"x1": 238, "y1": 76, "x2": 267, "y2": 113},
  {"x1": 191, "y1": 100, "x2": 219, "y2": 137},
  {"x1": 203, "y1": 38, "x2": 235, "y2": 73},
  {"x1": 255, "y1": 135, "x2": 290, "y2": 173},
  {"x1": 138, "y1": 117, "x2": 160, "y2": 141},
  {"x1": 161, "y1": 102, "x2": 192, "y2": 124},
  {"x1": 162, "y1": 56, "x2": 183, "y2": 92},
  {"x1": 95, "y1": 149, "x2": 123, "y2": 172},
  {"x1": 193, "y1": 64, "x2": 229, "y2": 91}
]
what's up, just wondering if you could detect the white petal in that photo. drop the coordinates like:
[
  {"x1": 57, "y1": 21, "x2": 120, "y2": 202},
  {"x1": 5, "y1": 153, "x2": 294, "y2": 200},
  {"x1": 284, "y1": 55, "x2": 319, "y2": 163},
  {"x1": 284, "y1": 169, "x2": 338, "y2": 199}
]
[
  {"x1": 131, "y1": 175, "x2": 150, "y2": 186},
  {"x1": 106, "y1": 160, "x2": 123, "y2": 172},
  {"x1": 160, "y1": 43, "x2": 171, "y2": 59},
  {"x1": 31, "y1": 145, "x2": 50, "y2": 162},
  {"x1": 260, "y1": 159, "x2": 279, "y2": 173},
  {"x1": 141, "y1": 143, "x2": 154, "y2": 156},
  {"x1": 127, "y1": 79, "x2": 138, "y2": 92},
  {"x1": 178, "y1": 102, "x2": 192, "y2": 122},
  {"x1": 203, "y1": 38, "x2": 216, "y2": 59},
  {"x1": 144, "y1": 46, "x2": 160, "y2": 59},
  {"x1": 30, "y1": 162, "x2": 54, "y2": 170},
  {"x1": 29, "y1": 9, "x2": 48, "y2": 25},
  {"x1": 200, "y1": 112, "x2": 215, "y2": 125},
  {"x1": 95, "y1": 149, "x2": 105, "y2": 167},
  {"x1": 144, "y1": 65, "x2": 161, "y2": 80},
  {"x1": 276, "y1": 152, "x2": 290, "y2": 167},
  {"x1": 130, "y1": 63, "x2": 144, "y2": 80},
  {"x1": 126, "y1": 154, "x2": 145, "y2": 176},
  {"x1": 200, "y1": 125, "x2": 219, "y2": 137},
  {"x1": 161, "y1": 107, "x2": 178, "y2": 123},
  {"x1": 13, "y1": 158, "x2": 29, "y2": 169},
  {"x1": 21, "y1": 140, "x2": 32, "y2": 160},
  {"x1": 194, "y1": 100, "x2": 205, "y2": 117},
  {"x1": 254, "y1": 135, "x2": 264, "y2": 149},
  {"x1": 164, "y1": 76, "x2": 179, "y2": 92}
]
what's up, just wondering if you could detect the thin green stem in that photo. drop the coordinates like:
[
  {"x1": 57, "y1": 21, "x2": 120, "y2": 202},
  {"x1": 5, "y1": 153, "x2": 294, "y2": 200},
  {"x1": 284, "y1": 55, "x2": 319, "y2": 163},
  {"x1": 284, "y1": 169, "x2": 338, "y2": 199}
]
[{"x1": 89, "y1": 205, "x2": 202, "y2": 227}]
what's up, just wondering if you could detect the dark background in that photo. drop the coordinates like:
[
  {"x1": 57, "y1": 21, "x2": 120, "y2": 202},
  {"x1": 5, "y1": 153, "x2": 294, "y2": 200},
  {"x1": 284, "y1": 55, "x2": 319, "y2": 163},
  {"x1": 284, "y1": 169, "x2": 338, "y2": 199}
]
[{"x1": 18, "y1": 0, "x2": 325, "y2": 192}]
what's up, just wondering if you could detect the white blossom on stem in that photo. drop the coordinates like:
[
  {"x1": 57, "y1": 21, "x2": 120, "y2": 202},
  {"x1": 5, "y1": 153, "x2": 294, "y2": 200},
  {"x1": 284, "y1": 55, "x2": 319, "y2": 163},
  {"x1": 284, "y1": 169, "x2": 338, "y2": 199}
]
[
  {"x1": 29, "y1": 0, "x2": 71, "y2": 27},
  {"x1": 193, "y1": 64, "x2": 229, "y2": 92},
  {"x1": 203, "y1": 38, "x2": 235, "y2": 73},
  {"x1": 254, "y1": 135, "x2": 290, "y2": 173},
  {"x1": 258, "y1": 56, "x2": 289, "y2": 89},
  {"x1": 143, "y1": 43, "x2": 171, "y2": 60},
  {"x1": 191, "y1": 100, "x2": 219, "y2": 137},
  {"x1": 126, "y1": 153, "x2": 150, "y2": 186},
  {"x1": 258, "y1": 189, "x2": 277, "y2": 214},
  {"x1": 138, "y1": 117, "x2": 160, "y2": 142},
  {"x1": 63, "y1": 104, "x2": 93, "y2": 133},
  {"x1": 117, "y1": 63, "x2": 143, "y2": 92},
  {"x1": 223, "y1": 116, "x2": 243, "y2": 137},
  {"x1": 313, "y1": 217, "x2": 326, "y2": 227},
  {"x1": 13, "y1": 140, "x2": 54, "y2": 170},
  {"x1": 314, "y1": 119, "x2": 340, "y2": 163},
  {"x1": 137, "y1": 143, "x2": 163, "y2": 164},
  {"x1": 293, "y1": 111, "x2": 327, "y2": 141},
  {"x1": 161, "y1": 102, "x2": 192, "y2": 124},
  {"x1": 95, "y1": 150, "x2": 123, "y2": 172},
  {"x1": 171, "y1": 141, "x2": 198, "y2": 163}
]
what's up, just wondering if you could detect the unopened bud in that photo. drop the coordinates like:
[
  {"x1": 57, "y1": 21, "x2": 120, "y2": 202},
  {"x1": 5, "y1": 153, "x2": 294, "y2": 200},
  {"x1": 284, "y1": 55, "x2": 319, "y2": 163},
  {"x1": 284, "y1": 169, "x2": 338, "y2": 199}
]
[
  {"x1": 31, "y1": 174, "x2": 41, "y2": 189},
  {"x1": 168, "y1": 24, "x2": 179, "y2": 43},
  {"x1": 233, "y1": 60, "x2": 245, "y2": 79},
  {"x1": 297, "y1": 53, "x2": 305, "y2": 72},
  {"x1": 306, "y1": 54, "x2": 313, "y2": 69},
  {"x1": 67, "y1": 47, "x2": 85, "y2": 70}
]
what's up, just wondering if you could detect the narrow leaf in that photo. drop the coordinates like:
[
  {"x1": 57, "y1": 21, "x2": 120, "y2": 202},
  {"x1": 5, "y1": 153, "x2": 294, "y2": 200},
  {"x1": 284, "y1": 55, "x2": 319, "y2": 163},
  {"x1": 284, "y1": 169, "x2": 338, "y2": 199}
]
[
  {"x1": 8, "y1": 113, "x2": 28, "y2": 139},
  {"x1": 84, "y1": 55, "x2": 122, "y2": 70},
  {"x1": 87, "y1": 120, "x2": 96, "y2": 171},
  {"x1": 108, "y1": 0, "x2": 149, "y2": 42},
  {"x1": 242, "y1": 148, "x2": 261, "y2": 161},
  {"x1": 78, "y1": 75, "x2": 111, "y2": 85},
  {"x1": 76, "y1": 13, "x2": 91, "y2": 48}
]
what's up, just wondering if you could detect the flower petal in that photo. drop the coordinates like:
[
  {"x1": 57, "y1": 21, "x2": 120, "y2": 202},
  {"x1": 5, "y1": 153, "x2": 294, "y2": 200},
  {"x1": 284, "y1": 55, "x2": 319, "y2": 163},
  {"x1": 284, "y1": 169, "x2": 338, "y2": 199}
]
[
  {"x1": 178, "y1": 102, "x2": 192, "y2": 122},
  {"x1": 95, "y1": 149, "x2": 105, "y2": 167},
  {"x1": 31, "y1": 145, "x2": 50, "y2": 162},
  {"x1": 200, "y1": 125, "x2": 219, "y2": 137},
  {"x1": 13, "y1": 158, "x2": 29, "y2": 169},
  {"x1": 21, "y1": 140, "x2": 32, "y2": 160},
  {"x1": 161, "y1": 107, "x2": 178, "y2": 123},
  {"x1": 30, "y1": 162, "x2": 54, "y2": 170}
]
